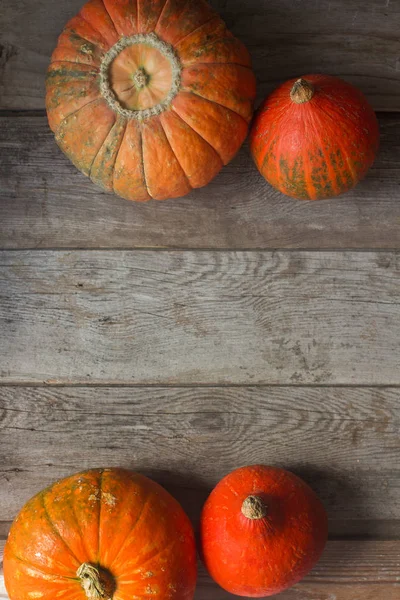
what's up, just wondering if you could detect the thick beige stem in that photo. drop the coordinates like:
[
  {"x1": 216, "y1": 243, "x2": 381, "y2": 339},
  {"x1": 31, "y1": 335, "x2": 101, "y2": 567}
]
[
  {"x1": 241, "y1": 495, "x2": 268, "y2": 520},
  {"x1": 290, "y1": 78, "x2": 315, "y2": 104},
  {"x1": 77, "y1": 564, "x2": 113, "y2": 600}
]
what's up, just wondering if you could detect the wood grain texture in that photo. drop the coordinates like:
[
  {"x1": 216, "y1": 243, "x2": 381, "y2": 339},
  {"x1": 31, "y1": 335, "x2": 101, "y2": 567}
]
[
  {"x1": 1, "y1": 114, "x2": 400, "y2": 250},
  {"x1": 0, "y1": 386, "x2": 400, "y2": 531},
  {"x1": 0, "y1": 537, "x2": 399, "y2": 600},
  {"x1": 1, "y1": 250, "x2": 400, "y2": 385},
  {"x1": 1, "y1": 0, "x2": 400, "y2": 110}
]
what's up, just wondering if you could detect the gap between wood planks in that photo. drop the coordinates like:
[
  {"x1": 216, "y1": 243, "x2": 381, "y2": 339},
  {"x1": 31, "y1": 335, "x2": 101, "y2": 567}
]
[
  {"x1": 1, "y1": 110, "x2": 399, "y2": 117},
  {"x1": 1, "y1": 520, "x2": 398, "y2": 542},
  {"x1": 2, "y1": 382, "x2": 400, "y2": 388},
  {"x1": 3, "y1": 517, "x2": 400, "y2": 541},
  {"x1": 2, "y1": 248, "x2": 400, "y2": 252}
]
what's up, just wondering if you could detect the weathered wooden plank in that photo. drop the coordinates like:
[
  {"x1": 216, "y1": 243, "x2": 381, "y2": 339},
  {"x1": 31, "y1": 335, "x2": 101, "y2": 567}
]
[
  {"x1": 1, "y1": 114, "x2": 400, "y2": 250},
  {"x1": 1, "y1": 386, "x2": 400, "y2": 531},
  {"x1": 1, "y1": 250, "x2": 400, "y2": 384},
  {"x1": 1, "y1": 0, "x2": 400, "y2": 110},
  {"x1": 1, "y1": 538, "x2": 399, "y2": 599}
]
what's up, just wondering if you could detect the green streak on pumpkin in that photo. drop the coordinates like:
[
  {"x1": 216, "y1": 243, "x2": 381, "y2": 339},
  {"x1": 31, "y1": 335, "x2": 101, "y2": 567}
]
[
  {"x1": 334, "y1": 148, "x2": 354, "y2": 190},
  {"x1": 335, "y1": 148, "x2": 345, "y2": 169},
  {"x1": 308, "y1": 148, "x2": 334, "y2": 198},
  {"x1": 68, "y1": 32, "x2": 97, "y2": 56},
  {"x1": 278, "y1": 155, "x2": 310, "y2": 200},
  {"x1": 329, "y1": 151, "x2": 346, "y2": 193},
  {"x1": 193, "y1": 38, "x2": 237, "y2": 62},
  {"x1": 90, "y1": 118, "x2": 127, "y2": 192},
  {"x1": 47, "y1": 68, "x2": 97, "y2": 81}
]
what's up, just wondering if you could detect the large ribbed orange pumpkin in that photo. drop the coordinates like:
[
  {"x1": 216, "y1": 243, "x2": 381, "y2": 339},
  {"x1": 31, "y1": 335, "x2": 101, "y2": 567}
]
[
  {"x1": 46, "y1": 0, "x2": 256, "y2": 202},
  {"x1": 200, "y1": 465, "x2": 328, "y2": 597},
  {"x1": 250, "y1": 74, "x2": 379, "y2": 200},
  {"x1": 4, "y1": 468, "x2": 197, "y2": 600}
]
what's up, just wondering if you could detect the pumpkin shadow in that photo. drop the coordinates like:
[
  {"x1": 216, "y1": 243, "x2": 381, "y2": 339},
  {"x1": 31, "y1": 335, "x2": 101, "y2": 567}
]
[
  {"x1": 137, "y1": 468, "x2": 212, "y2": 568},
  {"x1": 288, "y1": 466, "x2": 373, "y2": 532},
  {"x1": 286, "y1": 465, "x2": 372, "y2": 568},
  {"x1": 134, "y1": 467, "x2": 210, "y2": 533},
  {"x1": 211, "y1": 0, "x2": 386, "y2": 109},
  {"x1": 210, "y1": 0, "x2": 323, "y2": 106}
]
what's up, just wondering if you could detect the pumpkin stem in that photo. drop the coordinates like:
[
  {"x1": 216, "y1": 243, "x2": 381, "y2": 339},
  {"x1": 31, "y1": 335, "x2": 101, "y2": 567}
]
[
  {"x1": 99, "y1": 33, "x2": 182, "y2": 121},
  {"x1": 133, "y1": 67, "x2": 150, "y2": 90},
  {"x1": 241, "y1": 495, "x2": 268, "y2": 520},
  {"x1": 77, "y1": 564, "x2": 115, "y2": 600},
  {"x1": 290, "y1": 78, "x2": 315, "y2": 104}
]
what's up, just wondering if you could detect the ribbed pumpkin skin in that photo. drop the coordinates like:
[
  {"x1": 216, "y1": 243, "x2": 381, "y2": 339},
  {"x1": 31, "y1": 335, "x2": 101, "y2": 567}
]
[
  {"x1": 4, "y1": 468, "x2": 197, "y2": 600},
  {"x1": 200, "y1": 465, "x2": 328, "y2": 597},
  {"x1": 46, "y1": 0, "x2": 256, "y2": 202},
  {"x1": 250, "y1": 74, "x2": 379, "y2": 200}
]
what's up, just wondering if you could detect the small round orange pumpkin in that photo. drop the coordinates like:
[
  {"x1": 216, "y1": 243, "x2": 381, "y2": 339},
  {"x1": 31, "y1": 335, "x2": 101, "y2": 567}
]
[
  {"x1": 200, "y1": 465, "x2": 328, "y2": 597},
  {"x1": 4, "y1": 468, "x2": 197, "y2": 600},
  {"x1": 46, "y1": 0, "x2": 256, "y2": 202},
  {"x1": 250, "y1": 74, "x2": 379, "y2": 200}
]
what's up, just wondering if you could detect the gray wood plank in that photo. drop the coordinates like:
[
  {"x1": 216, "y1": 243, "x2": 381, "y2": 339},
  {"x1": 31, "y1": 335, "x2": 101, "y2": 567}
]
[
  {"x1": 1, "y1": 114, "x2": 400, "y2": 250},
  {"x1": 1, "y1": 1, "x2": 400, "y2": 110},
  {"x1": 1, "y1": 538, "x2": 399, "y2": 600},
  {"x1": 1, "y1": 386, "x2": 400, "y2": 531},
  {"x1": 1, "y1": 250, "x2": 400, "y2": 385}
]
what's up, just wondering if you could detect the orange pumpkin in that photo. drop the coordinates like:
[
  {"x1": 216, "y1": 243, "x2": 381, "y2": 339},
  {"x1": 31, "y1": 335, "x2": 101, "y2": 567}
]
[
  {"x1": 200, "y1": 465, "x2": 328, "y2": 597},
  {"x1": 46, "y1": 0, "x2": 256, "y2": 202},
  {"x1": 250, "y1": 74, "x2": 379, "y2": 200},
  {"x1": 4, "y1": 468, "x2": 197, "y2": 600}
]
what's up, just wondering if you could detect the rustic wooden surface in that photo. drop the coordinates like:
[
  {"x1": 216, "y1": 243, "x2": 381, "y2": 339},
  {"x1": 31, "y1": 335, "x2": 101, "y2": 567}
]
[
  {"x1": 1, "y1": 250, "x2": 400, "y2": 385},
  {"x1": 1, "y1": 0, "x2": 400, "y2": 111},
  {"x1": 1, "y1": 0, "x2": 400, "y2": 598},
  {"x1": 1, "y1": 114, "x2": 400, "y2": 250}
]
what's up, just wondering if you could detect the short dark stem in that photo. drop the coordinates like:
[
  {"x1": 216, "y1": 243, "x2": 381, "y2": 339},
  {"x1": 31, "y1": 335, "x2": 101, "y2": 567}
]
[
  {"x1": 290, "y1": 78, "x2": 315, "y2": 104},
  {"x1": 241, "y1": 495, "x2": 268, "y2": 520}
]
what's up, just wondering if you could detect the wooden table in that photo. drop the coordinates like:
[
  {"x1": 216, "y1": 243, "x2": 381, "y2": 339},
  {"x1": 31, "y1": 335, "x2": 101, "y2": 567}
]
[{"x1": 1, "y1": 1, "x2": 400, "y2": 598}]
